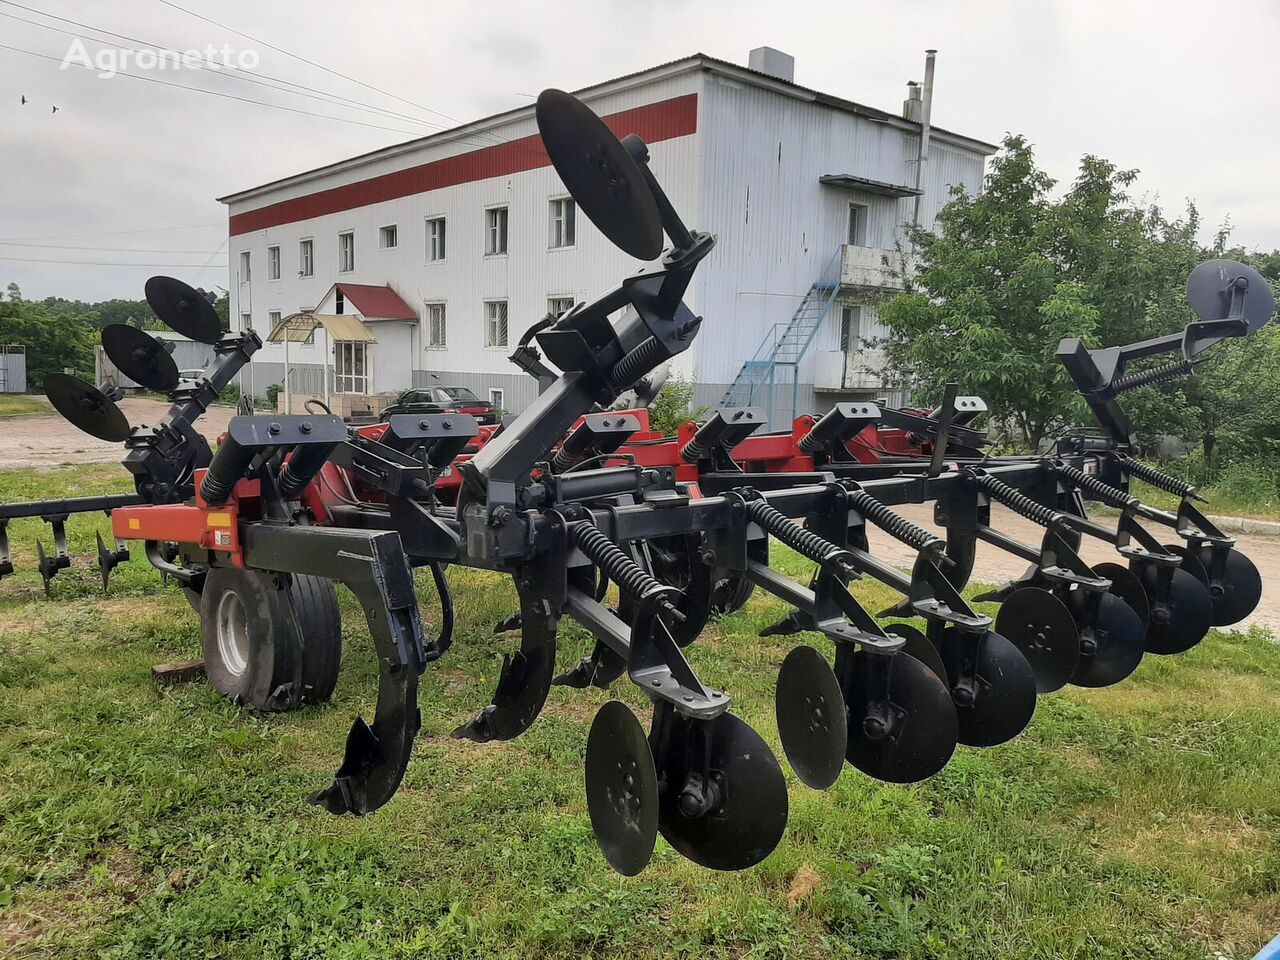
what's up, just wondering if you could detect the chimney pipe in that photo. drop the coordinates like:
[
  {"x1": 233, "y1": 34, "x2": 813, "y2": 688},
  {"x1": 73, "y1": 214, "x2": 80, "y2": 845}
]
[
  {"x1": 902, "y1": 81, "x2": 922, "y2": 121},
  {"x1": 911, "y1": 49, "x2": 936, "y2": 233}
]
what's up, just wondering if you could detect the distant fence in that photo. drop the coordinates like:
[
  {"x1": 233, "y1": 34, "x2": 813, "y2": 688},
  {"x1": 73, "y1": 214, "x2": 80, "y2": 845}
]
[
  {"x1": 95, "y1": 336, "x2": 215, "y2": 390},
  {"x1": 0, "y1": 344, "x2": 26, "y2": 393}
]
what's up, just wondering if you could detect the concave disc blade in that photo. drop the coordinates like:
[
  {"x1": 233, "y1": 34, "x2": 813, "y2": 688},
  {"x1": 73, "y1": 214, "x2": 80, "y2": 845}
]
[
  {"x1": 1194, "y1": 545, "x2": 1262, "y2": 627},
  {"x1": 842, "y1": 648, "x2": 958, "y2": 783},
  {"x1": 775, "y1": 645, "x2": 847, "y2": 789},
  {"x1": 535, "y1": 89, "x2": 663, "y2": 261},
  {"x1": 940, "y1": 629, "x2": 1037, "y2": 747},
  {"x1": 883, "y1": 622, "x2": 947, "y2": 683},
  {"x1": 144, "y1": 275, "x2": 221, "y2": 344},
  {"x1": 101, "y1": 323, "x2": 178, "y2": 392},
  {"x1": 1142, "y1": 566, "x2": 1214, "y2": 654},
  {"x1": 1094, "y1": 561, "x2": 1151, "y2": 628},
  {"x1": 994, "y1": 587, "x2": 1080, "y2": 694},
  {"x1": 44, "y1": 373, "x2": 130, "y2": 442},
  {"x1": 1187, "y1": 259, "x2": 1275, "y2": 332},
  {"x1": 585, "y1": 701, "x2": 658, "y2": 876},
  {"x1": 654, "y1": 712, "x2": 788, "y2": 871},
  {"x1": 1070, "y1": 592, "x2": 1146, "y2": 688},
  {"x1": 1165, "y1": 543, "x2": 1209, "y2": 585}
]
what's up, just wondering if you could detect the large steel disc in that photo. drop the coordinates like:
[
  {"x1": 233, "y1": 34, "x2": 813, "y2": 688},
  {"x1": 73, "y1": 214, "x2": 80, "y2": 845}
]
[
  {"x1": 1094, "y1": 561, "x2": 1151, "y2": 628},
  {"x1": 1070, "y1": 592, "x2": 1146, "y2": 688},
  {"x1": 44, "y1": 373, "x2": 130, "y2": 442},
  {"x1": 144, "y1": 275, "x2": 221, "y2": 344},
  {"x1": 776, "y1": 646, "x2": 847, "y2": 789},
  {"x1": 585, "y1": 701, "x2": 659, "y2": 876},
  {"x1": 940, "y1": 629, "x2": 1038, "y2": 747},
  {"x1": 842, "y1": 648, "x2": 958, "y2": 783},
  {"x1": 1187, "y1": 259, "x2": 1275, "y2": 332},
  {"x1": 883, "y1": 622, "x2": 947, "y2": 683},
  {"x1": 994, "y1": 587, "x2": 1080, "y2": 694},
  {"x1": 101, "y1": 323, "x2": 178, "y2": 392},
  {"x1": 1193, "y1": 545, "x2": 1262, "y2": 627},
  {"x1": 1141, "y1": 566, "x2": 1214, "y2": 654},
  {"x1": 1165, "y1": 543, "x2": 1209, "y2": 584},
  {"x1": 654, "y1": 712, "x2": 788, "y2": 871},
  {"x1": 535, "y1": 89, "x2": 663, "y2": 261}
]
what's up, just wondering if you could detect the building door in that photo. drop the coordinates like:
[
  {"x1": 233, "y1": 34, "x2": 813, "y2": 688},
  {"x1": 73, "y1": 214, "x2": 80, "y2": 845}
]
[{"x1": 334, "y1": 341, "x2": 369, "y2": 394}]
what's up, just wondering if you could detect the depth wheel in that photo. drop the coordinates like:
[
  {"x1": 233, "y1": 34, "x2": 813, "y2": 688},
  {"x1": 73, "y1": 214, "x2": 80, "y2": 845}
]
[{"x1": 199, "y1": 567, "x2": 342, "y2": 711}]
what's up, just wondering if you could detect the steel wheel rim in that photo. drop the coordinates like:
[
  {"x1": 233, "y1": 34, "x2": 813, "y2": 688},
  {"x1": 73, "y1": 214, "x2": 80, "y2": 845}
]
[{"x1": 215, "y1": 589, "x2": 251, "y2": 677}]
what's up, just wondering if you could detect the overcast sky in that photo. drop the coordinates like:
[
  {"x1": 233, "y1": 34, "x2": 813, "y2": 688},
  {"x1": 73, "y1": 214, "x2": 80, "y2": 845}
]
[{"x1": 2, "y1": 0, "x2": 1277, "y2": 302}]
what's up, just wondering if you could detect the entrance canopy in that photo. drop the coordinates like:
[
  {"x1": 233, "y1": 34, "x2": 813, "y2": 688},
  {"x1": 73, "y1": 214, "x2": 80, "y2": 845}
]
[{"x1": 266, "y1": 312, "x2": 376, "y2": 344}]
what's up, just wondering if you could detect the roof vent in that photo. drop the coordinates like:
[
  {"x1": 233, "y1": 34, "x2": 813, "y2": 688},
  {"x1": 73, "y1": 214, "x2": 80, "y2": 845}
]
[
  {"x1": 903, "y1": 81, "x2": 923, "y2": 121},
  {"x1": 748, "y1": 46, "x2": 795, "y2": 83}
]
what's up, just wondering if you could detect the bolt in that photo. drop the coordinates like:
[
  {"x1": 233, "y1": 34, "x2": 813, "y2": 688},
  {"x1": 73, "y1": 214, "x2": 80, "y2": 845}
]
[
  {"x1": 419, "y1": 420, "x2": 430, "y2": 429},
  {"x1": 299, "y1": 421, "x2": 312, "y2": 434},
  {"x1": 269, "y1": 422, "x2": 281, "y2": 435},
  {"x1": 862, "y1": 714, "x2": 888, "y2": 739}
]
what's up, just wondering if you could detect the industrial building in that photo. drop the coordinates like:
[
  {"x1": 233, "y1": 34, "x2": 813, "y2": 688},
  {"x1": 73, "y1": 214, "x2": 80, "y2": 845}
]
[{"x1": 220, "y1": 49, "x2": 996, "y2": 421}]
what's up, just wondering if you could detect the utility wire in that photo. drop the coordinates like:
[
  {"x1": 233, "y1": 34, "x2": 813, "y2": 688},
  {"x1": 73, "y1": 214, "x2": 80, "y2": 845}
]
[
  {"x1": 0, "y1": 241, "x2": 226, "y2": 253},
  {"x1": 0, "y1": 255, "x2": 228, "y2": 266},
  {"x1": 0, "y1": 42, "x2": 425, "y2": 134},
  {"x1": 0, "y1": 1, "x2": 448, "y2": 131},
  {"x1": 0, "y1": 221, "x2": 223, "y2": 243}
]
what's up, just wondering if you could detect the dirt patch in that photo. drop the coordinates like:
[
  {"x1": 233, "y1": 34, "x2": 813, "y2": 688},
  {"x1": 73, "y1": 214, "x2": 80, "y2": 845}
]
[
  {"x1": 788, "y1": 864, "x2": 822, "y2": 905},
  {"x1": 0, "y1": 396, "x2": 233, "y2": 469}
]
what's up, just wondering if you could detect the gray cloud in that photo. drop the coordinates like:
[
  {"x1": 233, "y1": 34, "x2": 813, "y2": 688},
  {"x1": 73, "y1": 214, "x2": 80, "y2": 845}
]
[{"x1": 1, "y1": 0, "x2": 1276, "y2": 301}]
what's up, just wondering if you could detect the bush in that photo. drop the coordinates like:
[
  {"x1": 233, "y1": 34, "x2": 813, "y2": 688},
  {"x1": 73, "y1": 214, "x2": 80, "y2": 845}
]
[
  {"x1": 648, "y1": 372, "x2": 708, "y2": 437},
  {"x1": 265, "y1": 383, "x2": 282, "y2": 409},
  {"x1": 216, "y1": 382, "x2": 240, "y2": 406}
]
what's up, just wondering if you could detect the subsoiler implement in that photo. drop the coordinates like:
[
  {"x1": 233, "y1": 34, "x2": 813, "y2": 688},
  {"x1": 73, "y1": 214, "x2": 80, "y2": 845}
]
[{"x1": 10, "y1": 89, "x2": 1273, "y2": 875}]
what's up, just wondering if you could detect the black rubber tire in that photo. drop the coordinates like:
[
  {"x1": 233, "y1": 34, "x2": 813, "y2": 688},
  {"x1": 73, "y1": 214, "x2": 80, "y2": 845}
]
[{"x1": 199, "y1": 567, "x2": 341, "y2": 711}]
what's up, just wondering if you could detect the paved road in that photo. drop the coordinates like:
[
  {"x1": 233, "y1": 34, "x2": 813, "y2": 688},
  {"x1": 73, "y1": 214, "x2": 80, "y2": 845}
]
[
  {"x1": 0, "y1": 397, "x2": 233, "y2": 469},
  {"x1": 872, "y1": 502, "x2": 1280, "y2": 636}
]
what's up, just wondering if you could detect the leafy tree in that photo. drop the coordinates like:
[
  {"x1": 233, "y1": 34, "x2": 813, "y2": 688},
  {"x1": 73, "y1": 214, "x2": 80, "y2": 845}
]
[
  {"x1": 879, "y1": 135, "x2": 1209, "y2": 450},
  {"x1": 648, "y1": 372, "x2": 708, "y2": 436},
  {"x1": 0, "y1": 296, "x2": 96, "y2": 388}
]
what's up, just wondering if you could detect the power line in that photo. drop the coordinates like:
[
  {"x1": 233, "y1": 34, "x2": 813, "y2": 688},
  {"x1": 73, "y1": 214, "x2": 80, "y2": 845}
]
[
  {"x1": 0, "y1": 241, "x2": 226, "y2": 253},
  {"x1": 0, "y1": 42, "x2": 425, "y2": 135},
  {"x1": 0, "y1": 221, "x2": 223, "y2": 243},
  {"x1": 153, "y1": 0, "x2": 464, "y2": 128},
  {"x1": 0, "y1": 255, "x2": 227, "y2": 266},
  {"x1": 0, "y1": 0, "x2": 448, "y2": 131}
]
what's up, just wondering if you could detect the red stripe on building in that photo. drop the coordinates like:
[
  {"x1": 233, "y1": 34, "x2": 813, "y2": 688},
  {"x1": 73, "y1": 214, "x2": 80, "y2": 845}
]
[{"x1": 229, "y1": 93, "x2": 698, "y2": 236}]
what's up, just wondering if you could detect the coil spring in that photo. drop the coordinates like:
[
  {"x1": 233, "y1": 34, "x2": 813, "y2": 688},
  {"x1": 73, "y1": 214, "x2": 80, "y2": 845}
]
[
  {"x1": 277, "y1": 461, "x2": 309, "y2": 499},
  {"x1": 971, "y1": 473, "x2": 1061, "y2": 528},
  {"x1": 550, "y1": 445, "x2": 578, "y2": 472},
  {"x1": 843, "y1": 489, "x2": 940, "y2": 552},
  {"x1": 741, "y1": 497, "x2": 843, "y2": 563},
  {"x1": 570, "y1": 521, "x2": 664, "y2": 603},
  {"x1": 796, "y1": 429, "x2": 826, "y2": 455},
  {"x1": 612, "y1": 336, "x2": 666, "y2": 389},
  {"x1": 1112, "y1": 359, "x2": 1194, "y2": 394},
  {"x1": 679, "y1": 431, "x2": 717, "y2": 464},
  {"x1": 1052, "y1": 461, "x2": 1137, "y2": 510},
  {"x1": 1115, "y1": 454, "x2": 1197, "y2": 498}
]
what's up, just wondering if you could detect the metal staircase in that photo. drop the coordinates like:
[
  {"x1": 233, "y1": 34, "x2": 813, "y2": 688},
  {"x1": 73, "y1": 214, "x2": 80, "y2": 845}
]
[{"x1": 720, "y1": 248, "x2": 842, "y2": 423}]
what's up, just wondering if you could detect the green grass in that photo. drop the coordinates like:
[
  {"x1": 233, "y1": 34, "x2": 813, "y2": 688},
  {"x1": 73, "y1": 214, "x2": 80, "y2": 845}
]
[
  {"x1": 1, "y1": 465, "x2": 1279, "y2": 958},
  {"x1": 0, "y1": 395, "x2": 49, "y2": 419},
  {"x1": 1131, "y1": 469, "x2": 1280, "y2": 523}
]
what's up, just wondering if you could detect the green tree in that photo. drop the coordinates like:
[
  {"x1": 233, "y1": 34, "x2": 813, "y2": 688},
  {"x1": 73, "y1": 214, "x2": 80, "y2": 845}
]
[
  {"x1": 0, "y1": 296, "x2": 96, "y2": 389},
  {"x1": 879, "y1": 135, "x2": 1208, "y2": 450}
]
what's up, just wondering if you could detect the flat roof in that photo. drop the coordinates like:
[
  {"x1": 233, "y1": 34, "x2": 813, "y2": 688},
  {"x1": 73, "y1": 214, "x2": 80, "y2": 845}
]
[{"x1": 219, "y1": 52, "x2": 999, "y2": 206}]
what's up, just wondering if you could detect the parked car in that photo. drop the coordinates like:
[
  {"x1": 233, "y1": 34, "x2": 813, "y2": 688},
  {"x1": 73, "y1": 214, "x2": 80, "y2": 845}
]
[{"x1": 379, "y1": 386, "x2": 498, "y2": 424}]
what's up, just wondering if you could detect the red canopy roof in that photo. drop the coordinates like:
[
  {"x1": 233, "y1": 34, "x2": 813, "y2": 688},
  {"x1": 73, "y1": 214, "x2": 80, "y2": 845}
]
[{"x1": 335, "y1": 283, "x2": 417, "y2": 320}]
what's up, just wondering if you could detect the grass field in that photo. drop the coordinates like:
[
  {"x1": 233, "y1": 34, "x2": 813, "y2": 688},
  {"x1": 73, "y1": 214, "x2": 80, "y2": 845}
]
[
  {"x1": 0, "y1": 395, "x2": 48, "y2": 419},
  {"x1": 1, "y1": 464, "x2": 1279, "y2": 958}
]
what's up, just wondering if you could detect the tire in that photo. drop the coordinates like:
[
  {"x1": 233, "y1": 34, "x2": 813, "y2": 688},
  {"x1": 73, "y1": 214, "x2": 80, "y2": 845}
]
[{"x1": 199, "y1": 567, "x2": 341, "y2": 711}]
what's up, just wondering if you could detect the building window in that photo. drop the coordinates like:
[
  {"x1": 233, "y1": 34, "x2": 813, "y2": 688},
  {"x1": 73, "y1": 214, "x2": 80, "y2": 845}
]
[
  {"x1": 847, "y1": 204, "x2": 866, "y2": 246},
  {"x1": 266, "y1": 245, "x2": 280, "y2": 281},
  {"x1": 425, "y1": 302, "x2": 446, "y2": 348},
  {"x1": 840, "y1": 305, "x2": 862, "y2": 353},
  {"x1": 549, "y1": 197, "x2": 575, "y2": 248},
  {"x1": 338, "y1": 231, "x2": 355, "y2": 273},
  {"x1": 239, "y1": 250, "x2": 251, "y2": 282},
  {"x1": 489, "y1": 387, "x2": 505, "y2": 411},
  {"x1": 485, "y1": 207, "x2": 508, "y2": 256},
  {"x1": 548, "y1": 296, "x2": 574, "y2": 318},
  {"x1": 335, "y1": 341, "x2": 368, "y2": 394},
  {"x1": 485, "y1": 300, "x2": 508, "y2": 347},
  {"x1": 240, "y1": 311, "x2": 252, "y2": 330},
  {"x1": 268, "y1": 310, "x2": 281, "y2": 334},
  {"x1": 299, "y1": 238, "x2": 313, "y2": 277},
  {"x1": 426, "y1": 217, "x2": 446, "y2": 261},
  {"x1": 380, "y1": 224, "x2": 398, "y2": 249},
  {"x1": 335, "y1": 288, "x2": 344, "y2": 314}
]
